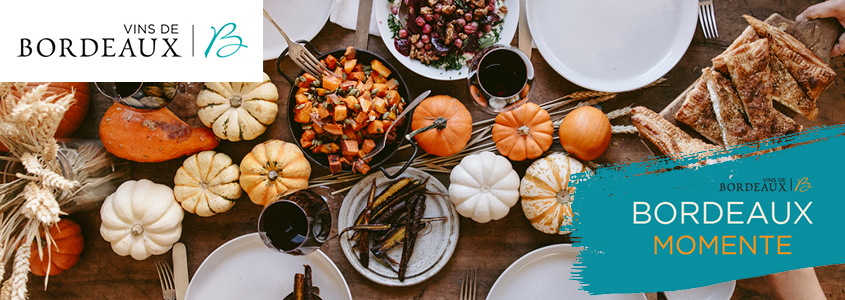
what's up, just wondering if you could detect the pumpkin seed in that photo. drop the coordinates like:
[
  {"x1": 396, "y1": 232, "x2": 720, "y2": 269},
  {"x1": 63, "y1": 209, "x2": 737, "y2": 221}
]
[
  {"x1": 353, "y1": 103, "x2": 361, "y2": 110},
  {"x1": 302, "y1": 125, "x2": 312, "y2": 130},
  {"x1": 298, "y1": 76, "x2": 306, "y2": 83},
  {"x1": 344, "y1": 119, "x2": 353, "y2": 125},
  {"x1": 294, "y1": 77, "x2": 301, "y2": 87},
  {"x1": 364, "y1": 71, "x2": 371, "y2": 77},
  {"x1": 342, "y1": 134, "x2": 348, "y2": 139},
  {"x1": 382, "y1": 112, "x2": 390, "y2": 119},
  {"x1": 363, "y1": 65, "x2": 373, "y2": 72},
  {"x1": 314, "y1": 140, "x2": 322, "y2": 146},
  {"x1": 295, "y1": 103, "x2": 306, "y2": 110},
  {"x1": 342, "y1": 73, "x2": 347, "y2": 80},
  {"x1": 312, "y1": 80, "x2": 321, "y2": 87},
  {"x1": 372, "y1": 89, "x2": 380, "y2": 95},
  {"x1": 349, "y1": 88, "x2": 359, "y2": 96}
]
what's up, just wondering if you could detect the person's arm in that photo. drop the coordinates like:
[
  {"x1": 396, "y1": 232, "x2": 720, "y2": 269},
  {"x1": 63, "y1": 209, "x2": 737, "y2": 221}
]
[
  {"x1": 763, "y1": 267, "x2": 826, "y2": 300},
  {"x1": 796, "y1": 0, "x2": 845, "y2": 57}
]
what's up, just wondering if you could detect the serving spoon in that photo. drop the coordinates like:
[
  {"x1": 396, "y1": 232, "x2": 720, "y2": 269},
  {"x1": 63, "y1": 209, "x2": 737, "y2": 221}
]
[{"x1": 360, "y1": 90, "x2": 431, "y2": 162}]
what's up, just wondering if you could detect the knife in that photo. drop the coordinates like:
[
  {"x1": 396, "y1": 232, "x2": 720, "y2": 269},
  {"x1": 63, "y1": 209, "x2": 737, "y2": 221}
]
[
  {"x1": 518, "y1": 0, "x2": 532, "y2": 59},
  {"x1": 172, "y1": 242, "x2": 189, "y2": 300},
  {"x1": 354, "y1": 0, "x2": 374, "y2": 49}
]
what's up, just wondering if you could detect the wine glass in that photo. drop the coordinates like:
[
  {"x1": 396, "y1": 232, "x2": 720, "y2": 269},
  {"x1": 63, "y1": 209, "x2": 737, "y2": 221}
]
[
  {"x1": 94, "y1": 82, "x2": 190, "y2": 110},
  {"x1": 467, "y1": 45, "x2": 534, "y2": 114},
  {"x1": 257, "y1": 188, "x2": 336, "y2": 256}
]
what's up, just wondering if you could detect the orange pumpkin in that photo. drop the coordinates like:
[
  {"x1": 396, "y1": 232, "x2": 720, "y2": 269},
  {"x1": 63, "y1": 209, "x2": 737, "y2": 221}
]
[
  {"x1": 558, "y1": 106, "x2": 612, "y2": 161},
  {"x1": 410, "y1": 95, "x2": 473, "y2": 157},
  {"x1": 491, "y1": 103, "x2": 554, "y2": 161},
  {"x1": 30, "y1": 219, "x2": 84, "y2": 276},
  {"x1": 1, "y1": 82, "x2": 90, "y2": 152},
  {"x1": 99, "y1": 103, "x2": 219, "y2": 162}
]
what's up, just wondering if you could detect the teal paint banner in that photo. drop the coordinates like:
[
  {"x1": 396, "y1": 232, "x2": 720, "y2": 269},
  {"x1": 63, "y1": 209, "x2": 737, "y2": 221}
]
[{"x1": 568, "y1": 124, "x2": 845, "y2": 294}]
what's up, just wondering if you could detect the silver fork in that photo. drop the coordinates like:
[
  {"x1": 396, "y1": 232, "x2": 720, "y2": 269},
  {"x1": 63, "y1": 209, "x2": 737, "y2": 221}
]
[
  {"x1": 155, "y1": 261, "x2": 177, "y2": 300},
  {"x1": 698, "y1": 0, "x2": 719, "y2": 38},
  {"x1": 263, "y1": 9, "x2": 333, "y2": 78},
  {"x1": 460, "y1": 268, "x2": 477, "y2": 300}
]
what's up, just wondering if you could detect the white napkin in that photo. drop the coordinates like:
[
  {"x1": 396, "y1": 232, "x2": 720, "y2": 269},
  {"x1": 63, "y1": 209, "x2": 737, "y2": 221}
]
[{"x1": 330, "y1": 0, "x2": 381, "y2": 36}]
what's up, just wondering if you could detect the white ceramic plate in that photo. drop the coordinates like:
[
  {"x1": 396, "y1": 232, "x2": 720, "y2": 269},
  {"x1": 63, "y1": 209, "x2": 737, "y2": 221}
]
[
  {"x1": 487, "y1": 244, "x2": 647, "y2": 300},
  {"x1": 338, "y1": 167, "x2": 459, "y2": 286},
  {"x1": 263, "y1": 0, "x2": 334, "y2": 61},
  {"x1": 185, "y1": 233, "x2": 352, "y2": 300},
  {"x1": 664, "y1": 281, "x2": 736, "y2": 300},
  {"x1": 374, "y1": 0, "x2": 519, "y2": 80},
  {"x1": 526, "y1": 0, "x2": 698, "y2": 92}
]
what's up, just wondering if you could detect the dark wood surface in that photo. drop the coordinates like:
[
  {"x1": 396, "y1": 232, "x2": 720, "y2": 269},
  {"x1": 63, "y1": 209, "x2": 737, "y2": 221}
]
[{"x1": 28, "y1": 0, "x2": 845, "y2": 299}]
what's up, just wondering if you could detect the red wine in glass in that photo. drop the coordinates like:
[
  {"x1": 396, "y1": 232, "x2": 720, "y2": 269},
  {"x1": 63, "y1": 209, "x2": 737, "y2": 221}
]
[
  {"x1": 258, "y1": 189, "x2": 332, "y2": 255},
  {"x1": 467, "y1": 45, "x2": 534, "y2": 114}
]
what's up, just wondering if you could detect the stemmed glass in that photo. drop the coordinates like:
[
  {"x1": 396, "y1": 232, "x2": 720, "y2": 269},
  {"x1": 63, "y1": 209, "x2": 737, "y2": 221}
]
[
  {"x1": 94, "y1": 82, "x2": 191, "y2": 110},
  {"x1": 257, "y1": 187, "x2": 337, "y2": 256},
  {"x1": 467, "y1": 45, "x2": 534, "y2": 114}
]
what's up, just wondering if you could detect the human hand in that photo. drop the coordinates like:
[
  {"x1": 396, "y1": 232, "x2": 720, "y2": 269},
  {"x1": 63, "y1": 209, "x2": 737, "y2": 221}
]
[{"x1": 797, "y1": 0, "x2": 845, "y2": 57}]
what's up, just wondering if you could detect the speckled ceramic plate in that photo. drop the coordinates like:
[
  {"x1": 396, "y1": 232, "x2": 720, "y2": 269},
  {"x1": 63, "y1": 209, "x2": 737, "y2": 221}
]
[{"x1": 338, "y1": 167, "x2": 459, "y2": 286}]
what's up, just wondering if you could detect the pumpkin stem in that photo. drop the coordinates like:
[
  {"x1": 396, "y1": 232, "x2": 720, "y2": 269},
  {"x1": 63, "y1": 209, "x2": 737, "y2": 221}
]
[
  {"x1": 406, "y1": 116, "x2": 448, "y2": 141},
  {"x1": 556, "y1": 188, "x2": 573, "y2": 205},
  {"x1": 131, "y1": 224, "x2": 144, "y2": 236},
  {"x1": 230, "y1": 95, "x2": 243, "y2": 108},
  {"x1": 517, "y1": 125, "x2": 530, "y2": 136},
  {"x1": 268, "y1": 170, "x2": 279, "y2": 181}
]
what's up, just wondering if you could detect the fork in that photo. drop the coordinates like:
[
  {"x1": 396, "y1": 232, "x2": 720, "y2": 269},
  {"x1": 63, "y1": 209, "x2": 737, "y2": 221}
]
[
  {"x1": 460, "y1": 268, "x2": 477, "y2": 300},
  {"x1": 263, "y1": 9, "x2": 333, "y2": 78},
  {"x1": 155, "y1": 261, "x2": 177, "y2": 300},
  {"x1": 698, "y1": 0, "x2": 719, "y2": 38}
]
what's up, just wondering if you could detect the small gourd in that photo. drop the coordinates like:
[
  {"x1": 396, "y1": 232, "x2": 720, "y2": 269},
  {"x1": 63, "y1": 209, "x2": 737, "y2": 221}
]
[
  {"x1": 30, "y1": 218, "x2": 84, "y2": 276},
  {"x1": 520, "y1": 152, "x2": 589, "y2": 234},
  {"x1": 197, "y1": 73, "x2": 280, "y2": 141},
  {"x1": 448, "y1": 151, "x2": 520, "y2": 223},
  {"x1": 240, "y1": 140, "x2": 311, "y2": 206},
  {"x1": 174, "y1": 151, "x2": 241, "y2": 216},
  {"x1": 100, "y1": 179, "x2": 184, "y2": 260}
]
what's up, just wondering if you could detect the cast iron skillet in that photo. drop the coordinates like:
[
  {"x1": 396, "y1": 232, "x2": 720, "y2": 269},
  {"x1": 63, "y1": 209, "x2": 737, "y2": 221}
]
[{"x1": 277, "y1": 41, "x2": 419, "y2": 179}]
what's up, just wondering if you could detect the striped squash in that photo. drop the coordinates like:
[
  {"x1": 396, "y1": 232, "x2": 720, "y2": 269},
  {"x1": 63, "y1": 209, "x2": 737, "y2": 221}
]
[
  {"x1": 174, "y1": 151, "x2": 241, "y2": 216},
  {"x1": 197, "y1": 73, "x2": 279, "y2": 141},
  {"x1": 519, "y1": 152, "x2": 589, "y2": 235}
]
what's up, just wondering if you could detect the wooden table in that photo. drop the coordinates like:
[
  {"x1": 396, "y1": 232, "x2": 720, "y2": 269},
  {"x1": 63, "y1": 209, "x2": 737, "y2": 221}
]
[{"x1": 29, "y1": 0, "x2": 845, "y2": 299}]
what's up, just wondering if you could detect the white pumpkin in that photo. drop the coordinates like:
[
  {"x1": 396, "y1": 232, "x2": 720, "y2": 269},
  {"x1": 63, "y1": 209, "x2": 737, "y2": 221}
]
[
  {"x1": 174, "y1": 151, "x2": 241, "y2": 217},
  {"x1": 449, "y1": 151, "x2": 520, "y2": 223},
  {"x1": 100, "y1": 179, "x2": 184, "y2": 260},
  {"x1": 197, "y1": 72, "x2": 279, "y2": 141},
  {"x1": 520, "y1": 152, "x2": 589, "y2": 235}
]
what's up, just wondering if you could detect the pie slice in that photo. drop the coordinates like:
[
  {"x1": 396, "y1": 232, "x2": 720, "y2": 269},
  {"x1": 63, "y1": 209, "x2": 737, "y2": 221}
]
[
  {"x1": 673, "y1": 76, "x2": 723, "y2": 145},
  {"x1": 632, "y1": 106, "x2": 720, "y2": 157},
  {"x1": 702, "y1": 68, "x2": 756, "y2": 147},
  {"x1": 723, "y1": 38, "x2": 775, "y2": 138},
  {"x1": 744, "y1": 15, "x2": 837, "y2": 100},
  {"x1": 769, "y1": 52, "x2": 818, "y2": 120},
  {"x1": 712, "y1": 26, "x2": 760, "y2": 74}
]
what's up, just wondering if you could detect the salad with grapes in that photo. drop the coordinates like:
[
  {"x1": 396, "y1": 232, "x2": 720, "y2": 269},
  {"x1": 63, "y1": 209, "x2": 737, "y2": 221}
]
[{"x1": 388, "y1": 0, "x2": 507, "y2": 71}]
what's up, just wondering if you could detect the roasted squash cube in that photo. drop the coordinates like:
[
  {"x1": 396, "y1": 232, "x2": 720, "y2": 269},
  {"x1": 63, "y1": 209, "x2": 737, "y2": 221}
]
[
  {"x1": 386, "y1": 90, "x2": 400, "y2": 105},
  {"x1": 359, "y1": 98, "x2": 372, "y2": 113},
  {"x1": 299, "y1": 73, "x2": 318, "y2": 88},
  {"x1": 350, "y1": 71, "x2": 366, "y2": 82},
  {"x1": 372, "y1": 84, "x2": 389, "y2": 97},
  {"x1": 315, "y1": 88, "x2": 330, "y2": 96},
  {"x1": 316, "y1": 104, "x2": 331, "y2": 120},
  {"x1": 361, "y1": 139, "x2": 376, "y2": 153},
  {"x1": 341, "y1": 140, "x2": 359, "y2": 156},
  {"x1": 344, "y1": 46, "x2": 356, "y2": 59},
  {"x1": 295, "y1": 92, "x2": 309, "y2": 104},
  {"x1": 386, "y1": 78, "x2": 399, "y2": 90},
  {"x1": 373, "y1": 97, "x2": 387, "y2": 114},
  {"x1": 328, "y1": 155, "x2": 342, "y2": 173},
  {"x1": 300, "y1": 129, "x2": 316, "y2": 148},
  {"x1": 323, "y1": 124, "x2": 343, "y2": 135},
  {"x1": 325, "y1": 54, "x2": 338, "y2": 70},
  {"x1": 340, "y1": 80, "x2": 357, "y2": 90},
  {"x1": 353, "y1": 113, "x2": 369, "y2": 130},
  {"x1": 334, "y1": 105, "x2": 348, "y2": 122},
  {"x1": 344, "y1": 96, "x2": 359, "y2": 109},
  {"x1": 322, "y1": 74, "x2": 342, "y2": 91},
  {"x1": 343, "y1": 59, "x2": 358, "y2": 74},
  {"x1": 362, "y1": 77, "x2": 374, "y2": 91},
  {"x1": 353, "y1": 160, "x2": 371, "y2": 174},
  {"x1": 293, "y1": 102, "x2": 312, "y2": 123},
  {"x1": 371, "y1": 60, "x2": 392, "y2": 77},
  {"x1": 367, "y1": 120, "x2": 385, "y2": 135}
]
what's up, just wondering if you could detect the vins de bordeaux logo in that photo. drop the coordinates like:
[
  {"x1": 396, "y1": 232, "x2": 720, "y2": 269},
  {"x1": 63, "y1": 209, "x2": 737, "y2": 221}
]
[
  {"x1": 17, "y1": 22, "x2": 246, "y2": 58},
  {"x1": 719, "y1": 177, "x2": 812, "y2": 192}
]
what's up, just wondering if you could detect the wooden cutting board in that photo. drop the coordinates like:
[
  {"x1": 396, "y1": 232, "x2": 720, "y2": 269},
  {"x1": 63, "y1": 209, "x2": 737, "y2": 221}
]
[{"x1": 653, "y1": 14, "x2": 843, "y2": 152}]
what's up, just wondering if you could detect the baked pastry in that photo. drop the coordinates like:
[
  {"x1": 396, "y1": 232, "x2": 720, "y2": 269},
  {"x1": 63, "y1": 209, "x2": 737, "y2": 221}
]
[
  {"x1": 632, "y1": 106, "x2": 720, "y2": 157},
  {"x1": 673, "y1": 76, "x2": 723, "y2": 145},
  {"x1": 702, "y1": 68, "x2": 756, "y2": 146},
  {"x1": 744, "y1": 15, "x2": 836, "y2": 100},
  {"x1": 712, "y1": 26, "x2": 760, "y2": 74},
  {"x1": 723, "y1": 39, "x2": 775, "y2": 138},
  {"x1": 769, "y1": 52, "x2": 818, "y2": 120}
]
